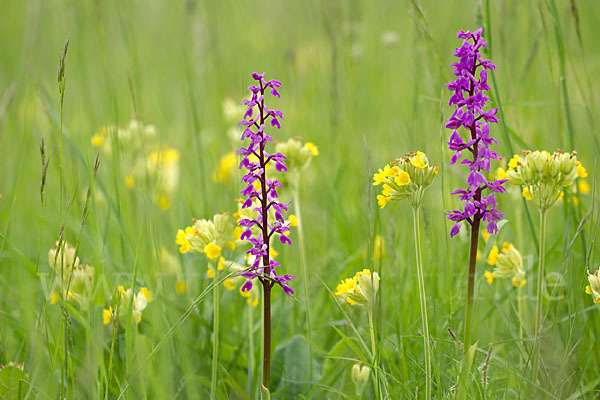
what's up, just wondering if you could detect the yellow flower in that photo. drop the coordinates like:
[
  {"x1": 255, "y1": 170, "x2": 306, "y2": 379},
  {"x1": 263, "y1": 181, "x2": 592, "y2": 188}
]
[
  {"x1": 476, "y1": 250, "x2": 481, "y2": 261},
  {"x1": 125, "y1": 173, "x2": 134, "y2": 188},
  {"x1": 487, "y1": 245, "x2": 499, "y2": 266},
  {"x1": 522, "y1": 187, "x2": 533, "y2": 201},
  {"x1": 578, "y1": 179, "x2": 590, "y2": 194},
  {"x1": 304, "y1": 142, "x2": 319, "y2": 156},
  {"x1": 372, "y1": 165, "x2": 396, "y2": 186},
  {"x1": 495, "y1": 167, "x2": 508, "y2": 180},
  {"x1": 575, "y1": 161, "x2": 587, "y2": 178},
  {"x1": 139, "y1": 287, "x2": 152, "y2": 303},
  {"x1": 217, "y1": 257, "x2": 226, "y2": 270},
  {"x1": 512, "y1": 277, "x2": 526, "y2": 288},
  {"x1": 377, "y1": 195, "x2": 390, "y2": 209},
  {"x1": 585, "y1": 285, "x2": 592, "y2": 295},
  {"x1": 394, "y1": 170, "x2": 411, "y2": 186},
  {"x1": 484, "y1": 270, "x2": 495, "y2": 284},
  {"x1": 50, "y1": 291, "x2": 60, "y2": 304},
  {"x1": 481, "y1": 230, "x2": 491, "y2": 242},
  {"x1": 233, "y1": 226, "x2": 244, "y2": 240},
  {"x1": 248, "y1": 298, "x2": 259, "y2": 307},
  {"x1": 223, "y1": 279, "x2": 236, "y2": 291},
  {"x1": 91, "y1": 134, "x2": 105, "y2": 148},
  {"x1": 410, "y1": 152, "x2": 428, "y2": 169},
  {"x1": 212, "y1": 152, "x2": 237, "y2": 183},
  {"x1": 176, "y1": 229, "x2": 192, "y2": 254},
  {"x1": 147, "y1": 148, "x2": 180, "y2": 168},
  {"x1": 288, "y1": 215, "x2": 299, "y2": 227},
  {"x1": 117, "y1": 285, "x2": 125, "y2": 296},
  {"x1": 206, "y1": 268, "x2": 215, "y2": 279},
  {"x1": 103, "y1": 307, "x2": 112, "y2": 325},
  {"x1": 382, "y1": 184, "x2": 394, "y2": 196},
  {"x1": 269, "y1": 248, "x2": 278, "y2": 259},
  {"x1": 175, "y1": 281, "x2": 186, "y2": 294},
  {"x1": 501, "y1": 242, "x2": 513, "y2": 253},
  {"x1": 508, "y1": 155, "x2": 520, "y2": 169}
]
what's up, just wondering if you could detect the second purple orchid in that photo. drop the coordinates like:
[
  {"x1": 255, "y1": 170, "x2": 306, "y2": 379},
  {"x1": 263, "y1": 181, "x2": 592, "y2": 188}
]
[{"x1": 445, "y1": 28, "x2": 506, "y2": 237}]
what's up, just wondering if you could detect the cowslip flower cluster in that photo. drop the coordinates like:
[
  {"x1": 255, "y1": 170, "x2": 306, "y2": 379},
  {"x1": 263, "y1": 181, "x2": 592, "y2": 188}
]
[
  {"x1": 373, "y1": 151, "x2": 438, "y2": 209},
  {"x1": 48, "y1": 241, "x2": 94, "y2": 307},
  {"x1": 212, "y1": 152, "x2": 237, "y2": 183},
  {"x1": 176, "y1": 213, "x2": 242, "y2": 257},
  {"x1": 585, "y1": 267, "x2": 600, "y2": 304},
  {"x1": 103, "y1": 286, "x2": 152, "y2": 325},
  {"x1": 445, "y1": 29, "x2": 506, "y2": 237},
  {"x1": 335, "y1": 269, "x2": 380, "y2": 306},
  {"x1": 484, "y1": 242, "x2": 526, "y2": 288},
  {"x1": 275, "y1": 138, "x2": 319, "y2": 173},
  {"x1": 92, "y1": 119, "x2": 180, "y2": 210},
  {"x1": 236, "y1": 72, "x2": 294, "y2": 295},
  {"x1": 351, "y1": 363, "x2": 371, "y2": 396},
  {"x1": 506, "y1": 150, "x2": 584, "y2": 210}
]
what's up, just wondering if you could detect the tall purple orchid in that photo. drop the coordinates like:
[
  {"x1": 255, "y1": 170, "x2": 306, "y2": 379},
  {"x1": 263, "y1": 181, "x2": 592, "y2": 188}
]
[
  {"x1": 444, "y1": 29, "x2": 506, "y2": 354},
  {"x1": 237, "y1": 71, "x2": 294, "y2": 390},
  {"x1": 445, "y1": 28, "x2": 506, "y2": 238}
]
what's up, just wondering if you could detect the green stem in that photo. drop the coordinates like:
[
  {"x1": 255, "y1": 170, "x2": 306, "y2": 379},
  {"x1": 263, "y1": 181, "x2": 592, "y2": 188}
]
[
  {"x1": 368, "y1": 305, "x2": 380, "y2": 400},
  {"x1": 412, "y1": 207, "x2": 431, "y2": 400},
  {"x1": 248, "y1": 304, "x2": 254, "y2": 394},
  {"x1": 262, "y1": 283, "x2": 272, "y2": 389},
  {"x1": 292, "y1": 182, "x2": 313, "y2": 379},
  {"x1": 531, "y1": 208, "x2": 548, "y2": 386},
  {"x1": 517, "y1": 286, "x2": 524, "y2": 370},
  {"x1": 211, "y1": 268, "x2": 220, "y2": 399}
]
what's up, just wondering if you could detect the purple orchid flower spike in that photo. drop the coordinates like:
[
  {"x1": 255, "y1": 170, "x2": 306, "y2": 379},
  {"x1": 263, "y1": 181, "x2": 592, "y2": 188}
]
[{"x1": 444, "y1": 28, "x2": 505, "y2": 237}]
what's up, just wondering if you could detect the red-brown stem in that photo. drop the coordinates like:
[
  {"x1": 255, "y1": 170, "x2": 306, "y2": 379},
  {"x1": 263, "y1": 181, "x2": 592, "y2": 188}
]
[{"x1": 464, "y1": 37, "x2": 483, "y2": 351}]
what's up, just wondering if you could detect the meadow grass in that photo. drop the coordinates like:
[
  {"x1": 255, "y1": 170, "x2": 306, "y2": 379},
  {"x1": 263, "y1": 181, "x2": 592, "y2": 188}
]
[{"x1": 0, "y1": 0, "x2": 599, "y2": 398}]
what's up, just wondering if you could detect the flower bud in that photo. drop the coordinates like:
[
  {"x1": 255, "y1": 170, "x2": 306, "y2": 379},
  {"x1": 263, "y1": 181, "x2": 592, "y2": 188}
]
[{"x1": 351, "y1": 363, "x2": 370, "y2": 395}]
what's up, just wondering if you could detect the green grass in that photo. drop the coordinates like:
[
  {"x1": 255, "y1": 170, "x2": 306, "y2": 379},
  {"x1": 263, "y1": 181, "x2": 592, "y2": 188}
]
[{"x1": 1, "y1": 0, "x2": 599, "y2": 398}]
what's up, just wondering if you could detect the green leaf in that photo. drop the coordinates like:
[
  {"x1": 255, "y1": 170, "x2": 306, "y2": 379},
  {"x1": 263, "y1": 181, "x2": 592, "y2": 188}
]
[
  {"x1": 0, "y1": 366, "x2": 28, "y2": 400},
  {"x1": 260, "y1": 384, "x2": 271, "y2": 400},
  {"x1": 454, "y1": 341, "x2": 478, "y2": 400}
]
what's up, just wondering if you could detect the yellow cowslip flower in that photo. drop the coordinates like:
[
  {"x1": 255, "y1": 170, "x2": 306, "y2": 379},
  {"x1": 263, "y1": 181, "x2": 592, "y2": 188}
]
[
  {"x1": 501, "y1": 242, "x2": 513, "y2": 253},
  {"x1": 575, "y1": 161, "x2": 587, "y2": 178},
  {"x1": 487, "y1": 245, "x2": 499, "y2": 265},
  {"x1": 50, "y1": 291, "x2": 60, "y2": 304},
  {"x1": 288, "y1": 215, "x2": 299, "y2": 227},
  {"x1": 410, "y1": 152, "x2": 428, "y2": 169},
  {"x1": 223, "y1": 279, "x2": 236, "y2": 291},
  {"x1": 382, "y1": 184, "x2": 394, "y2": 196},
  {"x1": 578, "y1": 179, "x2": 590, "y2": 194},
  {"x1": 487, "y1": 242, "x2": 526, "y2": 287},
  {"x1": 125, "y1": 173, "x2": 134, "y2": 188},
  {"x1": 176, "y1": 227, "x2": 194, "y2": 254},
  {"x1": 204, "y1": 242, "x2": 221, "y2": 260},
  {"x1": 217, "y1": 257, "x2": 226, "y2": 270},
  {"x1": 269, "y1": 248, "x2": 278, "y2": 259},
  {"x1": 372, "y1": 165, "x2": 398, "y2": 186},
  {"x1": 481, "y1": 230, "x2": 491, "y2": 242},
  {"x1": 206, "y1": 268, "x2": 215, "y2": 278},
  {"x1": 305, "y1": 142, "x2": 319, "y2": 156},
  {"x1": 156, "y1": 195, "x2": 170, "y2": 210},
  {"x1": 139, "y1": 287, "x2": 152, "y2": 302},
  {"x1": 508, "y1": 155, "x2": 520, "y2": 169},
  {"x1": 556, "y1": 191, "x2": 564, "y2": 201},
  {"x1": 377, "y1": 195, "x2": 390, "y2": 209},
  {"x1": 103, "y1": 306, "x2": 113, "y2": 325},
  {"x1": 91, "y1": 134, "x2": 105, "y2": 148},
  {"x1": 335, "y1": 270, "x2": 380, "y2": 306},
  {"x1": 147, "y1": 147, "x2": 180, "y2": 168},
  {"x1": 476, "y1": 250, "x2": 481, "y2": 261},
  {"x1": 512, "y1": 277, "x2": 526, "y2": 288},
  {"x1": 522, "y1": 187, "x2": 533, "y2": 201},
  {"x1": 394, "y1": 170, "x2": 411, "y2": 186},
  {"x1": 117, "y1": 285, "x2": 125, "y2": 296},
  {"x1": 585, "y1": 268, "x2": 600, "y2": 303},
  {"x1": 212, "y1": 152, "x2": 237, "y2": 183},
  {"x1": 495, "y1": 167, "x2": 508, "y2": 180},
  {"x1": 484, "y1": 270, "x2": 495, "y2": 284},
  {"x1": 175, "y1": 281, "x2": 186, "y2": 294}
]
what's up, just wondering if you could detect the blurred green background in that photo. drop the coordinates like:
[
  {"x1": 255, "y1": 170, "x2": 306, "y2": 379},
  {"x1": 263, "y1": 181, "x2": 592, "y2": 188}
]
[{"x1": 0, "y1": 0, "x2": 599, "y2": 398}]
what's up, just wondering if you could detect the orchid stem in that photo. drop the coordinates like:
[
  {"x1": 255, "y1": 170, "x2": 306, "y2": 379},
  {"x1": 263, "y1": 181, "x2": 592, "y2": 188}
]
[{"x1": 464, "y1": 215, "x2": 481, "y2": 354}]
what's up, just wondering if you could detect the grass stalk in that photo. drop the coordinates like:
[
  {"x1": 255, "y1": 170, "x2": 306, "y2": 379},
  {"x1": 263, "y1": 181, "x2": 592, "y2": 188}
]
[
  {"x1": 292, "y1": 181, "x2": 313, "y2": 380},
  {"x1": 412, "y1": 206, "x2": 431, "y2": 400}
]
